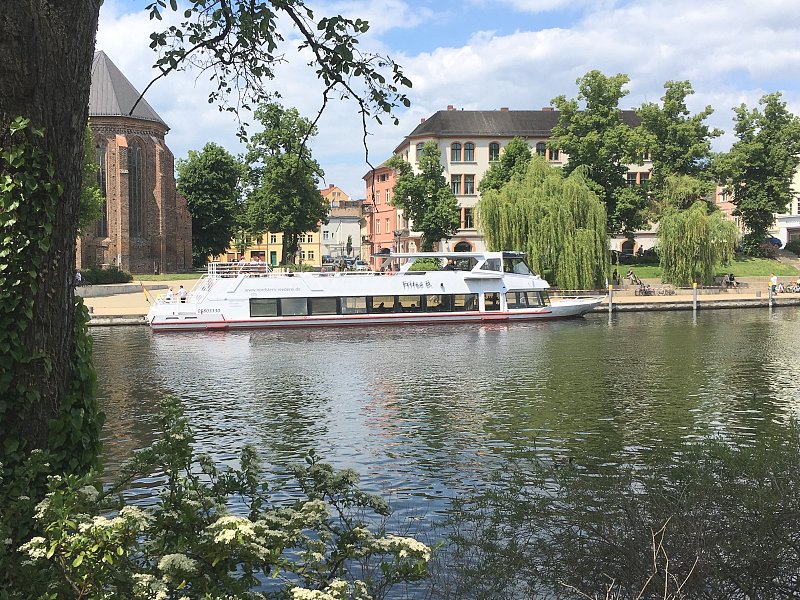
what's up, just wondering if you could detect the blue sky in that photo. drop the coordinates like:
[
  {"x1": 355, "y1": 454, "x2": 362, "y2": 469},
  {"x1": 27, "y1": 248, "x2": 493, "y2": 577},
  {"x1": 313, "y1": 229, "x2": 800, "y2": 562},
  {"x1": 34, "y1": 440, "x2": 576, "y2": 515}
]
[{"x1": 98, "y1": 0, "x2": 800, "y2": 197}]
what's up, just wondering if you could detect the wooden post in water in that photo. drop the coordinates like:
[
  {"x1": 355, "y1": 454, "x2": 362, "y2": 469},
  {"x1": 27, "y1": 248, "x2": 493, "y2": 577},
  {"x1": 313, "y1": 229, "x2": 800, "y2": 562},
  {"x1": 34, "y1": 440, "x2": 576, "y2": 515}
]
[
  {"x1": 692, "y1": 282, "x2": 698, "y2": 312},
  {"x1": 608, "y1": 284, "x2": 613, "y2": 314}
]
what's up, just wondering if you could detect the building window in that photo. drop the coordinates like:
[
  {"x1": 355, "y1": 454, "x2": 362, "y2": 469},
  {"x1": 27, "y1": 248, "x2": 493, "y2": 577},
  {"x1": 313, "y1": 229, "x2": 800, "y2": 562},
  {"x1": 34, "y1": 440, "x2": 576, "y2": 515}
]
[
  {"x1": 270, "y1": 234, "x2": 277, "y2": 244},
  {"x1": 627, "y1": 172, "x2": 638, "y2": 186},
  {"x1": 374, "y1": 191, "x2": 380, "y2": 205},
  {"x1": 386, "y1": 218, "x2": 390, "y2": 232},
  {"x1": 535, "y1": 142, "x2": 546, "y2": 156},
  {"x1": 451, "y1": 174, "x2": 461, "y2": 195},
  {"x1": 307, "y1": 234, "x2": 314, "y2": 243},
  {"x1": 548, "y1": 147, "x2": 559, "y2": 161},
  {"x1": 464, "y1": 174, "x2": 475, "y2": 195},
  {"x1": 451, "y1": 142, "x2": 462, "y2": 162},
  {"x1": 640, "y1": 172, "x2": 650, "y2": 188},
  {"x1": 464, "y1": 208, "x2": 474, "y2": 229},
  {"x1": 386, "y1": 189, "x2": 391, "y2": 204},
  {"x1": 464, "y1": 142, "x2": 474, "y2": 162},
  {"x1": 489, "y1": 142, "x2": 500, "y2": 162},
  {"x1": 300, "y1": 250, "x2": 306, "y2": 259},
  {"x1": 128, "y1": 142, "x2": 145, "y2": 238},
  {"x1": 323, "y1": 231, "x2": 329, "y2": 240},
  {"x1": 376, "y1": 220, "x2": 381, "y2": 234},
  {"x1": 308, "y1": 251, "x2": 315, "y2": 260},
  {"x1": 95, "y1": 142, "x2": 108, "y2": 238},
  {"x1": 416, "y1": 142, "x2": 424, "y2": 161}
]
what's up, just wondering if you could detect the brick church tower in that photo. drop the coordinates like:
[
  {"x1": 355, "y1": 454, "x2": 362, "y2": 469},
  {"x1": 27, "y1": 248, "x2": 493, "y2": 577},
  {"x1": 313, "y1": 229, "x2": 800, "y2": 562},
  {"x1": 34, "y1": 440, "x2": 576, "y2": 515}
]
[{"x1": 77, "y1": 51, "x2": 192, "y2": 274}]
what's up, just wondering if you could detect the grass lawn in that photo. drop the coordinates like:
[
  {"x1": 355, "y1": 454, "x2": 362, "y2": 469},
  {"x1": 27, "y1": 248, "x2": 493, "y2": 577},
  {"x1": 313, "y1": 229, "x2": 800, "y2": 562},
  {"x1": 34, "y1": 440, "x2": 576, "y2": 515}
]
[
  {"x1": 614, "y1": 257, "x2": 799, "y2": 280},
  {"x1": 136, "y1": 272, "x2": 204, "y2": 281}
]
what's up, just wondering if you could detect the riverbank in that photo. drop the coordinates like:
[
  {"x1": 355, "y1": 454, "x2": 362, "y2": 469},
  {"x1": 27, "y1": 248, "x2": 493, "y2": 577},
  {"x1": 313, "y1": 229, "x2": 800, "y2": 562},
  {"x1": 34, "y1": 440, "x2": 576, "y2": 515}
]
[{"x1": 80, "y1": 277, "x2": 800, "y2": 326}]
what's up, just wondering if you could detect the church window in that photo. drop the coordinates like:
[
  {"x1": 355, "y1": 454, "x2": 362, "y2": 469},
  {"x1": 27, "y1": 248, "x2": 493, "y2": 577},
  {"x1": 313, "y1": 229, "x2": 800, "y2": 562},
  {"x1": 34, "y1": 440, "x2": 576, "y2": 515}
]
[
  {"x1": 95, "y1": 142, "x2": 108, "y2": 238},
  {"x1": 128, "y1": 142, "x2": 145, "y2": 237}
]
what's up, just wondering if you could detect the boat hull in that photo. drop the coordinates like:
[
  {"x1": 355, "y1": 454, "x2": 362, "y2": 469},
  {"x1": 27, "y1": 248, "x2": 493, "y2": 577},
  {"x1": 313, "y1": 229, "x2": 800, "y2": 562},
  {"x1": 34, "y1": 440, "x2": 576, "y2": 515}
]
[{"x1": 148, "y1": 298, "x2": 602, "y2": 331}]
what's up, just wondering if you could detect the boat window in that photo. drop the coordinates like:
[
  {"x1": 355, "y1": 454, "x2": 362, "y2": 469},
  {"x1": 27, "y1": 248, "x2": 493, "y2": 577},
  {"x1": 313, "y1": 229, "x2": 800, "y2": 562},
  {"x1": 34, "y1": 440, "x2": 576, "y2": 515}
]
[
  {"x1": 280, "y1": 297, "x2": 308, "y2": 316},
  {"x1": 503, "y1": 257, "x2": 533, "y2": 275},
  {"x1": 369, "y1": 295, "x2": 395, "y2": 313},
  {"x1": 309, "y1": 297, "x2": 338, "y2": 315},
  {"x1": 452, "y1": 294, "x2": 478, "y2": 311},
  {"x1": 480, "y1": 258, "x2": 501, "y2": 272},
  {"x1": 484, "y1": 292, "x2": 501, "y2": 311},
  {"x1": 250, "y1": 298, "x2": 278, "y2": 317},
  {"x1": 397, "y1": 295, "x2": 423, "y2": 312},
  {"x1": 424, "y1": 294, "x2": 451, "y2": 312},
  {"x1": 539, "y1": 291, "x2": 551, "y2": 306},
  {"x1": 341, "y1": 296, "x2": 367, "y2": 314},
  {"x1": 506, "y1": 290, "x2": 542, "y2": 308}
]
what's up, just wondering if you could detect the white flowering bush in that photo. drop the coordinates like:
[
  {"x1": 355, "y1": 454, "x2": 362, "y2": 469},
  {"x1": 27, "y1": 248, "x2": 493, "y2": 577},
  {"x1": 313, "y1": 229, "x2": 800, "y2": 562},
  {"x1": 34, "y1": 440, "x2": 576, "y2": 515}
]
[{"x1": 2, "y1": 397, "x2": 431, "y2": 599}]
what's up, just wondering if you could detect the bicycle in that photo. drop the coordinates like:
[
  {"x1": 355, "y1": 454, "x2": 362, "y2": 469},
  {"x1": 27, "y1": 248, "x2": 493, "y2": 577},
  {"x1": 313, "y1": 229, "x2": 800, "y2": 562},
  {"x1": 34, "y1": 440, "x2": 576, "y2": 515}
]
[{"x1": 635, "y1": 283, "x2": 655, "y2": 296}]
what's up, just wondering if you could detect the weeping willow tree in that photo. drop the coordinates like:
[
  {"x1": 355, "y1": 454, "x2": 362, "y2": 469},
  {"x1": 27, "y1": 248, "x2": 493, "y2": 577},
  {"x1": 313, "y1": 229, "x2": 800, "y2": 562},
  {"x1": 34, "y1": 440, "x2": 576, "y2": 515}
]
[
  {"x1": 657, "y1": 201, "x2": 739, "y2": 286},
  {"x1": 479, "y1": 157, "x2": 609, "y2": 289}
]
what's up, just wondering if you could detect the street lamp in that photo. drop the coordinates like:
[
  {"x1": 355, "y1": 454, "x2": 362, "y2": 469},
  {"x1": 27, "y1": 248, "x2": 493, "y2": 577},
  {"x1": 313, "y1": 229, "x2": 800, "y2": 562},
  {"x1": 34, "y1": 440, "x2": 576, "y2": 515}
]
[{"x1": 393, "y1": 229, "x2": 401, "y2": 253}]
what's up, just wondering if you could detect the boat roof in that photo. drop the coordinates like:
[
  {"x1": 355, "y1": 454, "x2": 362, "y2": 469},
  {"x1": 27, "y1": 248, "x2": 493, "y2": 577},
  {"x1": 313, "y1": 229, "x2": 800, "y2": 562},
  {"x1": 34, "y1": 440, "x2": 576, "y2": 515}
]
[{"x1": 374, "y1": 251, "x2": 525, "y2": 259}]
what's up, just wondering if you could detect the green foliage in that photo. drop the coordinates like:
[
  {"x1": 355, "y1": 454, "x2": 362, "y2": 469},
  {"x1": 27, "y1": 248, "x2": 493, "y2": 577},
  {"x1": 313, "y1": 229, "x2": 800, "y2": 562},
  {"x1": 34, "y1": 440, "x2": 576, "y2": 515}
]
[
  {"x1": 636, "y1": 80, "x2": 721, "y2": 194},
  {"x1": 550, "y1": 71, "x2": 647, "y2": 233},
  {"x1": 407, "y1": 258, "x2": 441, "y2": 271},
  {"x1": 387, "y1": 142, "x2": 460, "y2": 251},
  {"x1": 79, "y1": 265, "x2": 133, "y2": 285},
  {"x1": 714, "y1": 92, "x2": 800, "y2": 253},
  {"x1": 657, "y1": 202, "x2": 739, "y2": 286},
  {"x1": 245, "y1": 103, "x2": 328, "y2": 264},
  {"x1": 657, "y1": 174, "x2": 716, "y2": 213},
  {"x1": 177, "y1": 142, "x2": 244, "y2": 267},
  {"x1": 78, "y1": 123, "x2": 103, "y2": 234},
  {"x1": 2, "y1": 397, "x2": 430, "y2": 599},
  {"x1": 784, "y1": 239, "x2": 800, "y2": 256},
  {"x1": 444, "y1": 422, "x2": 800, "y2": 599},
  {"x1": 478, "y1": 137, "x2": 532, "y2": 193},
  {"x1": 144, "y1": 1, "x2": 411, "y2": 140},
  {"x1": 1, "y1": 119, "x2": 103, "y2": 577},
  {"x1": 479, "y1": 156, "x2": 610, "y2": 289}
]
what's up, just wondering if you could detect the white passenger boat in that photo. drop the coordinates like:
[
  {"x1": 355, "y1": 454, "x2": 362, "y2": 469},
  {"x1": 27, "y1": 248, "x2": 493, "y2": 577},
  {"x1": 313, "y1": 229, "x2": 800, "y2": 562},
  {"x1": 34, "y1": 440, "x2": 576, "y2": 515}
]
[{"x1": 147, "y1": 252, "x2": 603, "y2": 331}]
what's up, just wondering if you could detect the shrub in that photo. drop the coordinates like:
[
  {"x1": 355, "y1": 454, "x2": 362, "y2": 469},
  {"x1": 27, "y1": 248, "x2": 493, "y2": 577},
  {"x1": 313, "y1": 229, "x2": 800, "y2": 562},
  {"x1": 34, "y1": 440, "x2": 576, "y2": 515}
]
[
  {"x1": 80, "y1": 265, "x2": 133, "y2": 284},
  {"x1": 784, "y1": 239, "x2": 800, "y2": 256},
  {"x1": 2, "y1": 397, "x2": 431, "y2": 599}
]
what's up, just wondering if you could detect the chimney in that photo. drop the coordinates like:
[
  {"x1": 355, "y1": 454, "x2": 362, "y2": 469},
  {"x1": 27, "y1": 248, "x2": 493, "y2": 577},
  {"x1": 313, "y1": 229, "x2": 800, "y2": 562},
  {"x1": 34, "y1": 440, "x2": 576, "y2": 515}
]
[
  {"x1": 447, "y1": 105, "x2": 454, "y2": 111},
  {"x1": 500, "y1": 107, "x2": 509, "y2": 111},
  {"x1": 420, "y1": 117, "x2": 426, "y2": 123},
  {"x1": 542, "y1": 106, "x2": 554, "y2": 112}
]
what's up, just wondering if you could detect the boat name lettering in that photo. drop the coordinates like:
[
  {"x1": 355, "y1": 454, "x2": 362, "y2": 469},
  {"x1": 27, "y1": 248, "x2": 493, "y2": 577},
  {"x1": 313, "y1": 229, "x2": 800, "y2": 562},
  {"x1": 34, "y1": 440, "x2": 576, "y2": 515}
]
[
  {"x1": 198, "y1": 308, "x2": 221, "y2": 314},
  {"x1": 251, "y1": 287, "x2": 301, "y2": 292},
  {"x1": 402, "y1": 280, "x2": 433, "y2": 289}
]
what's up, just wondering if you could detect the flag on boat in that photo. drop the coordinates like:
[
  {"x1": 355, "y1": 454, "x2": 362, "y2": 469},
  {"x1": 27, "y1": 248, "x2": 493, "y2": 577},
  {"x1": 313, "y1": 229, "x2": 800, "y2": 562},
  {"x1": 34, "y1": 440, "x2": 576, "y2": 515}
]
[{"x1": 139, "y1": 281, "x2": 152, "y2": 304}]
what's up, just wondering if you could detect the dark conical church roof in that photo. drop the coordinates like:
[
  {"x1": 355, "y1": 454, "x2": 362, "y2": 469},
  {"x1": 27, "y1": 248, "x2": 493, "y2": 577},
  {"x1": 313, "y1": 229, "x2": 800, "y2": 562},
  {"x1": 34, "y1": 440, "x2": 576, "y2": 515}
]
[{"x1": 89, "y1": 51, "x2": 168, "y2": 128}]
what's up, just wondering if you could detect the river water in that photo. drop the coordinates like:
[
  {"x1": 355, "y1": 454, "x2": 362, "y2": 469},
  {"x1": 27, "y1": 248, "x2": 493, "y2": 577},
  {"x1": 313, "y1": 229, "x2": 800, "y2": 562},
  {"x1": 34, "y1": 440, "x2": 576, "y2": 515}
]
[{"x1": 92, "y1": 308, "x2": 800, "y2": 588}]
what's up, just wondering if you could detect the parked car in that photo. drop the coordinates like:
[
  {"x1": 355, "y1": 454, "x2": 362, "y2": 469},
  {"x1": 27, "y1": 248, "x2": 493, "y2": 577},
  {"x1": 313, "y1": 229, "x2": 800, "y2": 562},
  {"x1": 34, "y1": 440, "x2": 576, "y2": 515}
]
[
  {"x1": 765, "y1": 236, "x2": 783, "y2": 248},
  {"x1": 354, "y1": 259, "x2": 369, "y2": 271}
]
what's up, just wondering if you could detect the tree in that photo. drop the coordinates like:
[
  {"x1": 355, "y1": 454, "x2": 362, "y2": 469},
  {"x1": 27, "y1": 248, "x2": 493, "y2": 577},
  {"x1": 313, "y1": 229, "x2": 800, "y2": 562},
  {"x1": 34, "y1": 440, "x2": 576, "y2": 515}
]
[
  {"x1": 637, "y1": 80, "x2": 721, "y2": 220},
  {"x1": 177, "y1": 142, "x2": 243, "y2": 267},
  {"x1": 245, "y1": 103, "x2": 328, "y2": 264},
  {"x1": 478, "y1": 136, "x2": 532, "y2": 193},
  {"x1": 550, "y1": 70, "x2": 648, "y2": 233},
  {"x1": 0, "y1": 0, "x2": 410, "y2": 553},
  {"x1": 657, "y1": 201, "x2": 738, "y2": 286},
  {"x1": 479, "y1": 156, "x2": 609, "y2": 289},
  {"x1": 387, "y1": 142, "x2": 460, "y2": 251},
  {"x1": 637, "y1": 80, "x2": 721, "y2": 193},
  {"x1": 714, "y1": 93, "x2": 800, "y2": 254}
]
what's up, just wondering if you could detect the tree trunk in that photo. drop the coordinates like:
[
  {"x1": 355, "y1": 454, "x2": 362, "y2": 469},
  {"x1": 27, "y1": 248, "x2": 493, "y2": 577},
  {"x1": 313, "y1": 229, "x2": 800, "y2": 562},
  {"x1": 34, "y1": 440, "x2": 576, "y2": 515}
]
[{"x1": 0, "y1": 1, "x2": 102, "y2": 453}]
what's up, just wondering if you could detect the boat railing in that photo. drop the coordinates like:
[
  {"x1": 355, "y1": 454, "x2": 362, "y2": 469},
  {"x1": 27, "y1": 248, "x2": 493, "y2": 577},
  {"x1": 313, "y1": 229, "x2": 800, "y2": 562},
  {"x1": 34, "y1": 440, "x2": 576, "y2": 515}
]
[{"x1": 208, "y1": 261, "x2": 274, "y2": 278}]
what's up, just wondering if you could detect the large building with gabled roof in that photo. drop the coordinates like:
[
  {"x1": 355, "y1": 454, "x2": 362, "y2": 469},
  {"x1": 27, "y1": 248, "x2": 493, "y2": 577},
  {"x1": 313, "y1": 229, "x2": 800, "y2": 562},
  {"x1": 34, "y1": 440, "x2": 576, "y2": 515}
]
[
  {"x1": 385, "y1": 105, "x2": 650, "y2": 253},
  {"x1": 77, "y1": 51, "x2": 192, "y2": 274}
]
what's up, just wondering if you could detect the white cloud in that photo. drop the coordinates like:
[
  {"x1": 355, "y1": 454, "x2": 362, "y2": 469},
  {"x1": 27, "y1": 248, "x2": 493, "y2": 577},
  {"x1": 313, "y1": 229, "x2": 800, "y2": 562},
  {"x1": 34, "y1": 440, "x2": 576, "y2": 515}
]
[{"x1": 97, "y1": 0, "x2": 800, "y2": 198}]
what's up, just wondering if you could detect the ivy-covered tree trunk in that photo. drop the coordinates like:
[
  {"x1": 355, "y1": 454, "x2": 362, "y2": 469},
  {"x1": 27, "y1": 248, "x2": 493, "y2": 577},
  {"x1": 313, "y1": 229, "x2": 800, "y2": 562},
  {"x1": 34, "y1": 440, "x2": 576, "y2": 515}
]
[{"x1": 0, "y1": 1, "x2": 103, "y2": 470}]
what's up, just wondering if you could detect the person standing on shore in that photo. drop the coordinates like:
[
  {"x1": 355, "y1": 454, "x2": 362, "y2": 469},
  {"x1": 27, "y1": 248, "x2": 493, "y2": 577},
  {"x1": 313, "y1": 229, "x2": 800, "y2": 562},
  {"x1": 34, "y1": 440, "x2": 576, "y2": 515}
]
[{"x1": 770, "y1": 273, "x2": 778, "y2": 293}]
